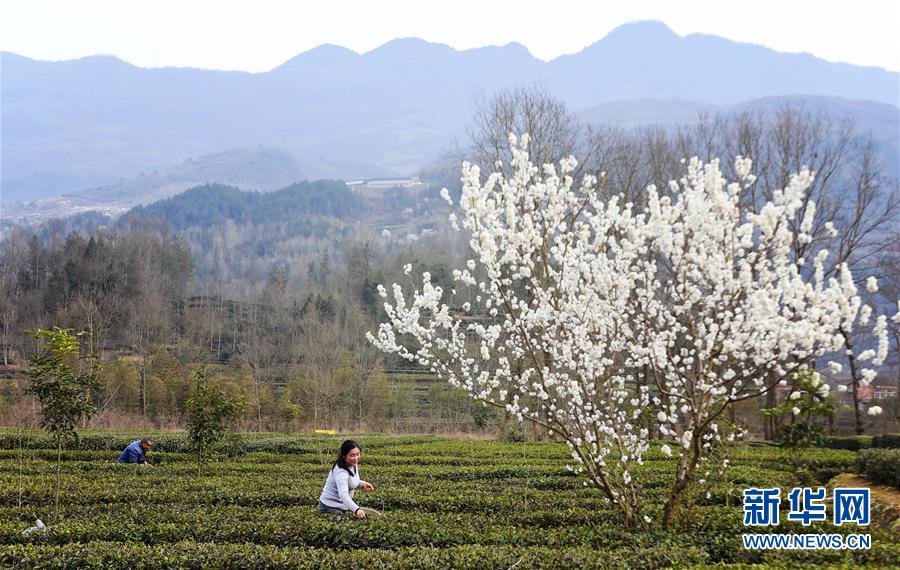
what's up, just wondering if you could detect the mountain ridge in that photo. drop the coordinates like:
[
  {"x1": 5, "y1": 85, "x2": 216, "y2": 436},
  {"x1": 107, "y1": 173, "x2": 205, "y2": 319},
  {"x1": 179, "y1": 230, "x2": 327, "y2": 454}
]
[{"x1": 3, "y1": 21, "x2": 897, "y2": 205}]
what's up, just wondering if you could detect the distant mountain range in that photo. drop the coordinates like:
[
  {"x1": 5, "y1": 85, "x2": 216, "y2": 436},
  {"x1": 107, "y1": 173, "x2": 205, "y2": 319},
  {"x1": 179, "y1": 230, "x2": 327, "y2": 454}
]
[
  {"x1": 4, "y1": 93, "x2": 896, "y2": 228},
  {"x1": 2, "y1": 20, "x2": 898, "y2": 210}
]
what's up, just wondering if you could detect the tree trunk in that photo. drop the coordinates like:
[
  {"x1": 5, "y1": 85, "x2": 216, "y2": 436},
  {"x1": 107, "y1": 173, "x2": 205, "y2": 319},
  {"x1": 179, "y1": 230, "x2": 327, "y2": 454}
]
[
  {"x1": 254, "y1": 379, "x2": 263, "y2": 432},
  {"x1": 663, "y1": 474, "x2": 690, "y2": 528},
  {"x1": 16, "y1": 428, "x2": 24, "y2": 508},
  {"x1": 764, "y1": 385, "x2": 777, "y2": 440},
  {"x1": 663, "y1": 432, "x2": 701, "y2": 529},
  {"x1": 850, "y1": 371, "x2": 863, "y2": 435},
  {"x1": 55, "y1": 436, "x2": 62, "y2": 519},
  {"x1": 140, "y1": 357, "x2": 148, "y2": 429},
  {"x1": 498, "y1": 360, "x2": 521, "y2": 440},
  {"x1": 843, "y1": 331, "x2": 864, "y2": 435}
]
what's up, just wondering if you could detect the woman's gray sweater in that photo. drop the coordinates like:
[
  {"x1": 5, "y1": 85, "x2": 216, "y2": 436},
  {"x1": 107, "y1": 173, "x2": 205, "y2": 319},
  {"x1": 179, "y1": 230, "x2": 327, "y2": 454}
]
[{"x1": 319, "y1": 465, "x2": 368, "y2": 512}]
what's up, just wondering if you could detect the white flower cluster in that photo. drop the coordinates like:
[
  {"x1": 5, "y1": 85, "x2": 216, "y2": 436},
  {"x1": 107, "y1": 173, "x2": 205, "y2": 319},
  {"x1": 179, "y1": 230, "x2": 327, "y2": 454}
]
[{"x1": 367, "y1": 136, "x2": 896, "y2": 523}]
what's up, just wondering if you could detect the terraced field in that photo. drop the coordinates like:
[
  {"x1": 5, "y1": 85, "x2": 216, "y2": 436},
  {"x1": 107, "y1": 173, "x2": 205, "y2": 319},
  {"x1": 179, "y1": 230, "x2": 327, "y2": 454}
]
[{"x1": 0, "y1": 430, "x2": 897, "y2": 568}]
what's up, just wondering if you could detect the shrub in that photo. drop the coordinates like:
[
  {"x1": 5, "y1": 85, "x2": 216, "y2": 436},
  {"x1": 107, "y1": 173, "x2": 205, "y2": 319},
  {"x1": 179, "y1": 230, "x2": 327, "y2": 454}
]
[
  {"x1": 25, "y1": 327, "x2": 102, "y2": 518},
  {"x1": 503, "y1": 425, "x2": 525, "y2": 443},
  {"x1": 856, "y1": 449, "x2": 900, "y2": 489},
  {"x1": 821, "y1": 436, "x2": 872, "y2": 451},
  {"x1": 872, "y1": 433, "x2": 900, "y2": 449},
  {"x1": 184, "y1": 369, "x2": 243, "y2": 474},
  {"x1": 0, "y1": 543, "x2": 712, "y2": 569}
]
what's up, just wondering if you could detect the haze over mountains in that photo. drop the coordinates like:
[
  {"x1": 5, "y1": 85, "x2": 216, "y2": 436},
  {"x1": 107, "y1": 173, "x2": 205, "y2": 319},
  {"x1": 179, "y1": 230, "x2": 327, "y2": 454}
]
[{"x1": 2, "y1": 20, "x2": 898, "y2": 219}]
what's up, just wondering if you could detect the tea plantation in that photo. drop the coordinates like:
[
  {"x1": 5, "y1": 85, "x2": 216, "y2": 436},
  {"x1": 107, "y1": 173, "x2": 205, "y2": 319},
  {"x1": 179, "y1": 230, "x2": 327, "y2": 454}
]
[{"x1": 0, "y1": 430, "x2": 897, "y2": 569}]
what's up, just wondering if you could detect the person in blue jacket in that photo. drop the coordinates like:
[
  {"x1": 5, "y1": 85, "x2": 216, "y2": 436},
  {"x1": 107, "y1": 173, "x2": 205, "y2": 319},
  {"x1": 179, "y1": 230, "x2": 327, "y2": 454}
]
[{"x1": 117, "y1": 437, "x2": 153, "y2": 465}]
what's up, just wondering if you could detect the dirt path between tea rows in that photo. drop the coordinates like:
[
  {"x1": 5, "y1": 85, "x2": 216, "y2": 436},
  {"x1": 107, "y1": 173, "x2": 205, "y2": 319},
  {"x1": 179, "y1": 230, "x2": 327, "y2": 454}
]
[{"x1": 831, "y1": 473, "x2": 900, "y2": 526}]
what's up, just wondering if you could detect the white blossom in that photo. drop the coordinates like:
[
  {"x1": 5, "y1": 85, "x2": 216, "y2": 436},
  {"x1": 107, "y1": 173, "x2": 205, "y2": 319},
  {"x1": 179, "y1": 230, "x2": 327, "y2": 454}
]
[
  {"x1": 858, "y1": 349, "x2": 876, "y2": 362},
  {"x1": 861, "y1": 368, "x2": 877, "y2": 385}
]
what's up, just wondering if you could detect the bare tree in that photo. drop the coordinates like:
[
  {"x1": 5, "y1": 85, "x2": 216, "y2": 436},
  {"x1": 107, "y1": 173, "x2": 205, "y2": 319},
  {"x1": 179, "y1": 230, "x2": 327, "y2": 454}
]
[
  {"x1": 467, "y1": 85, "x2": 583, "y2": 177},
  {"x1": 126, "y1": 287, "x2": 169, "y2": 426},
  {"x1": 292, "y1": 312, "x2": 344, "y2": 429},
  {"x1": 0, "y1": 229, "x2": 29, "y2": 365},
  {"x1": 236, "y1": 300, "x2": 280, "y2": 431},
  {"x1": 874, "y1": 236, "x2": 900, "y2": 421}
]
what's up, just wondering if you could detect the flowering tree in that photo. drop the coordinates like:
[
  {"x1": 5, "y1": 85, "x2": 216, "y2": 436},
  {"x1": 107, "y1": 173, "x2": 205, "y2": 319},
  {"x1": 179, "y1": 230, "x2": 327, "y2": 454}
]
[
  {"x1": 822, "y1": 273, "x2": 893, "y2": 433},
  {"x1": 368, "y1": 135, "x2": 893, "y2": 529}
]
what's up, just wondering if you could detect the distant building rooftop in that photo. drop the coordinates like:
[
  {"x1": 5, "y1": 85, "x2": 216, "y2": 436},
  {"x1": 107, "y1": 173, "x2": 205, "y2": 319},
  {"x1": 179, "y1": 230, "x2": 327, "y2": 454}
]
[{"x1": 346, "y1": 177, "x2": 423, "y2": 189}]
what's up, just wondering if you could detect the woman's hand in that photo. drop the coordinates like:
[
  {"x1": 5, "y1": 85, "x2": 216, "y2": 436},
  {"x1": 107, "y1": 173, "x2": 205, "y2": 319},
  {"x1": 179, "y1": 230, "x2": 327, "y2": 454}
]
[
  {"x1": 361, "y1": 481, "x2": 374, "y2": 491},
  {"x1": 355, "y1": 508, "x2": 367, "y2": 519}
]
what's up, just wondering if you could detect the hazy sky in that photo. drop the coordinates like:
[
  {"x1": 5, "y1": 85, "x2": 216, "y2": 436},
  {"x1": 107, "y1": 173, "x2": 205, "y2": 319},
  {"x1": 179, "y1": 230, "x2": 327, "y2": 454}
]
[{"x1": 2, "y1": 0, "x2": 898, "y2": 73}]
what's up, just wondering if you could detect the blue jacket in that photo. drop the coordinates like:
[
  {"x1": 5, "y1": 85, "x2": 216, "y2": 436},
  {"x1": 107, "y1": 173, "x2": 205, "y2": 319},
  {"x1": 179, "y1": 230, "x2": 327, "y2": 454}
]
[{"x1": 117, "y1": 440, "x2": 147, "y2": 464}]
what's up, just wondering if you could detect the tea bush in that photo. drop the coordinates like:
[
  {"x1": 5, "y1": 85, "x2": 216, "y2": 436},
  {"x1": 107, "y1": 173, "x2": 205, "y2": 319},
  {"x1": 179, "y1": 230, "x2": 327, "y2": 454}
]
[
  {"x1": 0, "y1": 430, "x2": 896, "y2": 568},
  {"x1": 856, "y1": 449, "x2": 900, "y2": 488},
  {"x1": 871, "y1": 433, "x2": 900, "y2": 449},
  {"x1": 821, "y1": 436, "x2": 872, "y2": 451}
]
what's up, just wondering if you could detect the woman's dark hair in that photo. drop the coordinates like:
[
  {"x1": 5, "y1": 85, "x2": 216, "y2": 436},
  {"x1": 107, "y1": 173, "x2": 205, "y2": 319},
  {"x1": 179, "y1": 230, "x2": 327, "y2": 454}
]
[{"x1": 333, "y1": 439, "x2": 360, "y2": 475}]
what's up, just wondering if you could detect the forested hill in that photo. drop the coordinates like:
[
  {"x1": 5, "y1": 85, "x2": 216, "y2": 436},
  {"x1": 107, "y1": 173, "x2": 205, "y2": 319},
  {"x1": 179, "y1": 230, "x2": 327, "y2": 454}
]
[
  {"x1": 125, "y1": 180, "x2": 362, "y2": 230},
  {"x1": 105, "y1": 178, "x2": 442, "y2": 287}
]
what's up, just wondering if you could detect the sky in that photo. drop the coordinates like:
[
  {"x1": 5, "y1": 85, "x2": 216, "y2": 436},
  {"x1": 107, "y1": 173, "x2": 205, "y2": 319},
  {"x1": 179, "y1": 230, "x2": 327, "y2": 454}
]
[{"x1": 1, "y1": 0, "x2": 898, "y2": 73}]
